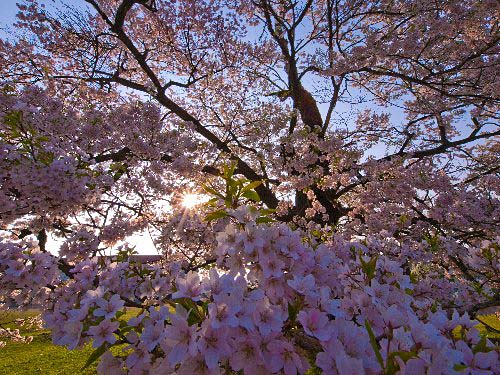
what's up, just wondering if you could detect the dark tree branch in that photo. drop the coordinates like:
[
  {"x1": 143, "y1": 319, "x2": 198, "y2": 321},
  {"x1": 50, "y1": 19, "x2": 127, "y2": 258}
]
[{"x1": 84, "y1": 0, "x2": 279, "y2": 209}]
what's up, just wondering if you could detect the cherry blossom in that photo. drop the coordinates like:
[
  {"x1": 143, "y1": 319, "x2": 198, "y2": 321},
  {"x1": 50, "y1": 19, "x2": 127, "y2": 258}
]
[
  {"x1": 88, "y1": 319, "x2": 119, "y2": 348},
  {"x1": 93, "y1": 294, "x2": 125, "y2": 320},
  {"x1": 0, "y1": 0, "x2": 499, "y2": 373}
]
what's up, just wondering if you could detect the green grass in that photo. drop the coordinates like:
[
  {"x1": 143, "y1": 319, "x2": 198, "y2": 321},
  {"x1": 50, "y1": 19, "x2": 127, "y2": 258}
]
[
  {"x1": 0, "y1": 308, "x2": 140, "y2": 375},
  {"x1": 0, "y1": 309, "x2": 97, "y2": 375},
  {"x1": 0, "y1": 332, "x2": 98, "y2": 375}
]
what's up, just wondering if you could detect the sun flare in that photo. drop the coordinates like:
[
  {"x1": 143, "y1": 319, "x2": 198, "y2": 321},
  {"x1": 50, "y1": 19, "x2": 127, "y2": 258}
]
[{"x1": 181, "y1": 193, "x2": 202, "y2": 209}]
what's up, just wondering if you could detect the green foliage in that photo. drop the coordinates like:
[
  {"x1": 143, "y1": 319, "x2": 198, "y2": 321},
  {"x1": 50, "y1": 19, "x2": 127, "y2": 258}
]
[
  {"x1": 453, "y1": 363, "x2": 469, "y2": 371},
  {"x1": 0, "y1": 110, "x2": 54, "y2": 165},
  {"x1": 423, "y1": 234, "x2": 440, "y2": 253},
  {"x1": 202, "y1": 161, "x2": 276, "y2": 223},
  {"x1": 109, "y1": 162, "x2": 128, "y2": 181},
  {"x1": 204, "y1": 210, "x2": 228, "y2": 221},
  {"x1": 287, "y1": 298, "x2": 302, "y2": 323},
  {"x1": 304, "y1": 364, "x2": 322, "y2": 374},
  {"x1": 365, "y1": 320, "x2": 418, "y2": 375},
  {"x1": 211, "y1": 161, "x2": 263, "y2": 208},
  {"x1": 476, "y1": 314, "x2": 500, "y2": 342},
  {"x1": 385, "y1": 350, "x2": 418, "y2": 374},
  {"x1": 173, "y1": 298, "x2": 205, "y2": 326},
  {"x1": 360, "y1": 253, "x2": 378, "y2": 282},
  {"x1": 481, "y1": 243, "x2": 498, "y2": 263},
  {"x1": 365, "y1": 320, "x2": 385, "y2": 371},
  {"x1": 114, "y1": 246, "x2": 138, "y2": 263}
]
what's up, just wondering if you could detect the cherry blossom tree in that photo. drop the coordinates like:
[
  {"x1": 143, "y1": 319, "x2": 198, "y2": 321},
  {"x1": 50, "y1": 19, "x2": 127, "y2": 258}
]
[{"x1": 0, "y1": 0, "x2": 499, "y2": 373}]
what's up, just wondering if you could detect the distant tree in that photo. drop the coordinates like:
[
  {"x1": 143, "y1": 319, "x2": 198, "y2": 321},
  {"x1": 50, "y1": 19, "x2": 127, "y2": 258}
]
[{"x1": 0, "y1": 0, "x2": 498, "y2": 373}]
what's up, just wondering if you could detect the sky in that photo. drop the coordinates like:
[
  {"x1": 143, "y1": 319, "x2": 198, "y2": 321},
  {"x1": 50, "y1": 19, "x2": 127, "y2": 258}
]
[
  {"x1": 0, "y1": 1, "x2": 20, "y2": 29},
  {"x1": 0, "y1": 0, "x2": 87, "y2": 35}
]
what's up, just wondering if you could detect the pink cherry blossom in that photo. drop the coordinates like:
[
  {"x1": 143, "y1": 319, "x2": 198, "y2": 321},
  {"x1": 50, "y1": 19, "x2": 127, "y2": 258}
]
[
  {"x1": 88, "y1": 320, "x2": 119, "y2": 348},
  {"x1": 298, "y1": 308, "x2": 331, "y2": 341},
  {"x1": 141, "y1": 322, "x2": 165, "y2": 352},
  {"x1": 162, "y1": 311, "x2": 198, "y2": 366},
  {"x1": 265, "y1": 338, "x2": 309, "y2": 375},
  {"x1": 197, "y1": 323, "x2": 232, "y2": 369},
  {"x1": 96, "y1": 352, "x2": 125, "y2": 375},
  {"x1": 93, "y1": 294, "x2": 125, "y2": 320},
  {"x1": 171, "y1": 271, "x2": 203, "y2": 301},
  {"x1": 52, "y1": 320, "x2": 83, "y2": 350}
]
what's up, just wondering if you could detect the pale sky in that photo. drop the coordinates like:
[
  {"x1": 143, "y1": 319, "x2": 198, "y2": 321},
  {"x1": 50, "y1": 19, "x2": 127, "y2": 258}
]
[{"x1": 0, "y1": 1, "x2": 19, "y2": 30}]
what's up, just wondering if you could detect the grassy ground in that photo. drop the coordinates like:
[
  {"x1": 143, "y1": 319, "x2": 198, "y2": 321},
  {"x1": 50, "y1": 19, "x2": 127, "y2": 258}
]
[
  {"x1": 0, "y1": 310, "x2": 97, "y2": 375},
  {"x1": 0, "y1": 309, "x2": 140, "y2": 375},
  {"x1": 0, "y1": 333, "x2": 98, "y2": 375}
]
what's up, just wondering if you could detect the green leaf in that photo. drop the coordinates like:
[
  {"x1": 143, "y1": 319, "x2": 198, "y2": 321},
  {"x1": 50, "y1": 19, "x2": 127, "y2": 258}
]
[
  {"x1": 82, "y1": 344, "x2": 106, "y2": 370},
  {"x1": 223, "y1": 161, "x2": 237, "y2": 179},
  {"x1": 205, "y1": 197, "x2": 219, "y2": 207},
  {"x1": 472, "y1": 336, "x2": 488, "y2": 354},
  {"x1": 118, "y1": 325, "x2": 135, "y2": 335},
  {"x1": 288, "y1": 302, "x2": 299, "y2": 322},
  {"x1": 360, "y1": 253, "x2": 378, "y2": 281},
  {"x1": 201, "y1": 183, "x2": 223, "y2": 198},
  {"x1": 38, "y1": 151, "x2": 54, "y2": 166},
  {"x1": 311, "y1": 229, "x2": 322, "y2": 238},
  {"x1": 109, "y1": 162, "x2": 126, "y2": 172},
  {"x1": 409, "y1": 271, "x2": 419, "y2": 284},
  {"x1": 365, "y1": 320, "x2": 384, "y2": 370},
  {"x1": 204, "y1": 210, "x2": 228, "y2": 222},
  {"x1": 242, "y1": 190, "x2": 260, "y2": 202},
  {"x1": 476, "y1": 314, "x2": 500, "y2": 333},
  {"x1": 242, "y1": 180, "x2": 262, "y2": 192},
  {"x1": 109, "y1": 162, "x2": 127, "y2": 181},
  {"x1": 177, "y1": 299, "x2": 204, "y2": 326},
  {"x1": 227, "y1": 177, "x2": 239, "y2": 194},
  {"x1": 453, "y1": 363, "x2": 468, "y2": 371},
  {"x1": 4, "y1": 110, "x2": 22, "y2": 128},
  {"x1": 259, "y1": 208, "x2": 276, "y2": 216},
  {"x1": 430, "y1": 301, "x2": 438, "y2": 313},
  {"x1": 424, "y1": 234, "x2": 440, "y2": 253},
  {"x1": 256, "y1": 217, "x2": 275, "y2": 224},
  {"x1": 390, "y1": 350, "x2": 417, "y2": 363},
  {"x1": 224, "y1": 196, "x2": 233, "y2": 208},
  {"x1": 386, "y1": 356, "x2": 399, "y2": 375},
  {"x1": 452, "y1": 325, "x2": 465, "y2": 340},
  {"x1": 304, "y1": 365, "x2": 322, "y2": 375}
]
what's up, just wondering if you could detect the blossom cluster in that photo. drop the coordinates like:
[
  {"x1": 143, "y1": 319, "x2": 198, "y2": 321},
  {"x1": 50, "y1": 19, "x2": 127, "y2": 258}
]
[
  {"x1": 0, "y1": 242, "x2": 59, "y2": 306},
  {"x1": 18, "y1": 216, "x2": 495, "y2": 374}
]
